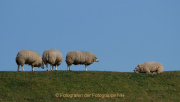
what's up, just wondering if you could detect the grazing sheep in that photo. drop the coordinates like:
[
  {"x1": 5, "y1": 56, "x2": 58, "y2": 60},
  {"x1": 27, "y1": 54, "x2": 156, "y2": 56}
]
[
  {"x1": 42, "y1": 49, "x2": 63, "y2": 71},
  {"x1": 65, "y1": 51, "x2": 99, "y2": 71},
  {"x1": 16, "y1": 50, "x2": 44, "y2": 71},
  {"x1": 134, "y1": 62, "x2": 164, "y2": 74}
]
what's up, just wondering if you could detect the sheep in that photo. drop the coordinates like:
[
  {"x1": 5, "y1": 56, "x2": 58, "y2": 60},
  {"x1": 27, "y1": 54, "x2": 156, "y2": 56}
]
[
  {"x1": 134, "y1": 62, "x2": 164, "y2": 74},
  {"x1": 16, "y1": 50, "x2": 44, "y2": 71},
  {"x1": 42, "y1": 49, "x2": 63, "y2": 71},
  {"x1": 65, "y1": 51, "x2": 99, "y2": 71}
]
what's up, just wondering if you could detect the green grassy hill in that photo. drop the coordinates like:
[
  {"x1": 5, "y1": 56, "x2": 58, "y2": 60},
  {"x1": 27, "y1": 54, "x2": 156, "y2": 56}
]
[{"x1": 0, "y1": 71, "x2": 180, "y2": 102}]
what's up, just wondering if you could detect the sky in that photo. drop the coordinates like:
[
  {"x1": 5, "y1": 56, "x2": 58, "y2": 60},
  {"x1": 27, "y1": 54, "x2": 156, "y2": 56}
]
[{"x1": 0, "y1": 0, "x2": 180, "y2": 72}]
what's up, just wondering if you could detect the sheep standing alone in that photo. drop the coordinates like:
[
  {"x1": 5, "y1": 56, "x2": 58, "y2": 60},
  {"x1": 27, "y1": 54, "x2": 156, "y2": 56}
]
[
  {"x1": 42, "y1": 49, "x2": 63, "y2": 71},
  {"x1": 16, "y1": 50, "x2": 44, "y2": 71},
  {"x1": 65, "y1": 51, "x2": 99, "y2": 71},
  {"x1": 134, "y1": 62, "x2": 164, "y2": 74}
]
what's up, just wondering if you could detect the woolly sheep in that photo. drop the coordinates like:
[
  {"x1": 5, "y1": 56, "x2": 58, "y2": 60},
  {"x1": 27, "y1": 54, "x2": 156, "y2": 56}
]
[
  {"x1": 42, "y1": 49, "x2": 63, "y2": 71},
  {"x1": 134, "y1": 62, "x2": 164, "y2": 74},
  {"x1": 16, "y1": 50, "x2": 44, "y2": 71},
  {"x1": 65, "y1": 51, "x2": 99, "y2": 71}
]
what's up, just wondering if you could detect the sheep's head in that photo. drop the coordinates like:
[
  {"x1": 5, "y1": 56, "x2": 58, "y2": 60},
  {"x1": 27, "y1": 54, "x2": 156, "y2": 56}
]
[
  {"x1": 134, "y1": 64, "x2": 140, "y2": 73},
  {"x1": 94, "y1": 56, "x2": 99, "y2": 62},
  {"x1": 41, "y1": 64, "x2": 44, "y2": 69},
  {"x1": 41, "y1": 61, "x2": 44, "y2": 69}
]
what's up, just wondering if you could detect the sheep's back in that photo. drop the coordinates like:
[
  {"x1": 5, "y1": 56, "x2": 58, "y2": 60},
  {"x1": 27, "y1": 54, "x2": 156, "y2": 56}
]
[
  {"x1": 43, "y1": 49, "x2": 63, "y2": 65},
  {"x1": 16, "y1": 50, "x2": 42, "y2": 66},
  {"x1": 140, "y1": 62, "x2": 163, "y2": 71},
  {"x1": 66, "y1": 51, "x2": 95, "y2": 65},
  {"x1": 66, "y1": 51, "x2": 77, "y2": 65},
  {"x1": 51, "y1": 49, "x2": 63, "y2": 65}
]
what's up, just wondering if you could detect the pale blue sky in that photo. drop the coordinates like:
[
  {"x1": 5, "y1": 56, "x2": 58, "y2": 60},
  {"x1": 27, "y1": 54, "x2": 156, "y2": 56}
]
[{"x1": 0, "y1": 0, "x2": 180, "y2": 72}]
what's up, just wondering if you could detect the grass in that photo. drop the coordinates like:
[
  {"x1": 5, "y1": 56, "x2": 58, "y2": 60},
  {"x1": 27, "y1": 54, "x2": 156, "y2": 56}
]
[{"x1": 0, "y1": 71, "x2": 180, "y2": 102}]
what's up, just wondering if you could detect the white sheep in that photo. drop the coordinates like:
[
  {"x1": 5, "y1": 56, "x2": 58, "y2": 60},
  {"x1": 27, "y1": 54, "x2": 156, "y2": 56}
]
[
  {"x1": 42, "y1": 49, "x2": 63, "y2": 71},
  {"x1": 134, "y1": 62, "x2": 164, "y2": 74},
  {"x1": 65, "y1": 51, "x2": 99, "y2": 71},
  {"x1": 16, "y1": 50, "x2": 44, "y2": 71}
]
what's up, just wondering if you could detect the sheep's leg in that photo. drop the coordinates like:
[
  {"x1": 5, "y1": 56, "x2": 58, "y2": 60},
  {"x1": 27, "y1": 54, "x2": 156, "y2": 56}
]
[
  {"x1": 153, "y1": 72, "x2": 157, "y2": 74},
  {"x1": 46, "y1": 64, "x2": 49, "y2": 71},
  {"x1": 32, "y1": 65, "x2": 34, "y2": 71},
  {"x1": 21, "y1": 65, "x2": 25, "y2": 71},
  {"x1": 17, "y1": 65, "x2": 19, "y2": 71},
  {"x1": 55, "y1": 65, "x2": 57, "y2": 71},
  {"x1": 67, "y1": 65, "x2": 70, "y2": 71},
  {"x1": 85, "y1": 65, "x2": 87, "y2": 71},
  {"x1": 51, "y1": 64, "x2": 53, "y2": 71}
]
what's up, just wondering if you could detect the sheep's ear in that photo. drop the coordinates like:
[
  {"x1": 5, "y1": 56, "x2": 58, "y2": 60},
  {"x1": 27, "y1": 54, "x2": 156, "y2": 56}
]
[
  {"x1": 157, "y1": 66, "x2": 159, "y2": 69},
  {"x1": 137, "y1": 64, "x2": 139, "y2": 67}
]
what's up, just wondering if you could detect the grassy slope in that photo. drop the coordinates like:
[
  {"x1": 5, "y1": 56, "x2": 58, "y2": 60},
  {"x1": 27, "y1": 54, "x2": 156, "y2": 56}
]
[{"x1": 0, "y1": 71, "x2": 180, "y2": 102}]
